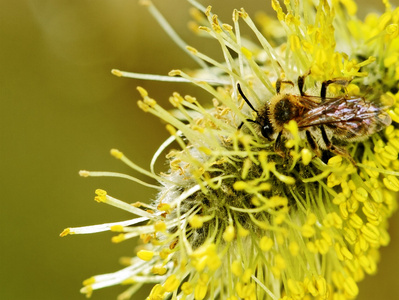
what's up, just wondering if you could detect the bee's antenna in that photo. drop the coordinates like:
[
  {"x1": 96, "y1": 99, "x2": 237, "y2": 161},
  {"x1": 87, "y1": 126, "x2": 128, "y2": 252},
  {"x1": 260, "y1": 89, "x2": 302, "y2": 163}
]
[{"x1": 237, "y1": 83, "x2": 258, "y2": 113}]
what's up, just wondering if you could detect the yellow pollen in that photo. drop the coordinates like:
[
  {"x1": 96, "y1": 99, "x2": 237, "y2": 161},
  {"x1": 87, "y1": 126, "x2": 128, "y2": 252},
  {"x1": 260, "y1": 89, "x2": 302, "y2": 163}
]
[
  {"x1": 236, "y1": 281, "x2": 256, "y2": 299},
  {"x1": 347, "y1": 83, "x2": 360, "y2": 95},
  {"x1": 341, "y1": 245, "x2": 354, "y2": 260},
  {"x1": 83, "y1": 276, "x2": 96, "y2": 286},
  {"x1": 307, "y1": 241, "x2": 318, "y2": 253},
  {"x1": 241, "y1": 47, "x2": 253, "y2": 59},
  {"x1": 157, "y1": 203, "x2": 171, "y2": 212},
  {"x1": 289, "y1": 241, "x2": 300, "y2": 256},
  {"x1": 361, "y1": 223, "x2": 380, "y2": 243},
  {"x1": 301, "y1": 224, "x2": 316, "y2": 238},
  {"x1": 315, "y1": 239, "x2": 330, "y2": 254},
  {"x1": 341, "y1": 0, "x2": 358, "y2": 15},
  {"x1": 343, "y1": 277, "x2": 359, "y2": 298},
  {"x1": 231, "y1": 260, "x2": 242, "y2": 277},
  {"x1": 328, "y1": 155, "x2": 343, "y2": 167},
  {"x1": 274, "y1": 213, "x2": 286, "y2": 225},
  {"x1": 110, "y1": 225, "x2": 124, "y2": 232},
  {"x1": 383, "y1": 175, "x2": 399, "y2": 191},
  {"x1": 186, "y1": 46, "x2": 198, "y2": 54},
  {"x1": 110, "y1": 148, "x2": 123, "y2": 159},
  {"x1": 121, "y1": 278, "x2": 135, "y2": 285},
  {"x1": 274, "y1": 254, "x2": 286, "y2": 270},
  {"x1": 386, "y1": 23, "x2": 398, "y2": 36},
  {"x1": 301, "y1": 148, "x2": 313, "y2": 165},
  {"x1": 289, "y1": 34, "x2": 301, "y2": 51},
  {"x1": 302, "y1": 40, "x2": 314, "y2": 53},
  {"x1": 154, "y1": 221, "x2": 167, "y2": 232},
  {"x1": 136, "y1": 86, "x2": 148, "y2": 98},
  {"x1": 159, "y1": 248, "x2": 171, "y2": 260},
  {"x1": 79, "y1": 170, "x2": 90, "y2": 177},
  {"x1": 166, "y1": 124, "x2": 177, "y2": 136},
  {"x1": 260, "y1": 236, "x2": 274, "y2": 251},
  {"x1": 287, "y1": 279, "x2": 305, "y2": 298},
  {"x1": 189, "y1": 215, "x2": 204, "y2": 228},
  {"x1": 353, "y1": 187, "x2": 368, "y2": 202},
  {"x1": 222, "y1": 23, "x2": 233, "y2": 31},
  {"x1": 148, "y1": 284, "x2": 165, "y2": 300},
  {"x1": 316, "y1": 276, "x2": 327, "y2": 296},
  {"x1": 204, "y1": 5, "x2": 212, "y2": 16},
  {"x1": 94, "y1": 189, "x2": 107, "y2": 202},
  {"x1": 239, "y1": 8, "x2": 248, "y2": 18},
  {"x1": 238, "y1": 226, "x2": 249, "y2": 237},
  {"x1": 271, "y1": 0, "x2": 285, "y2": 20},
  {"x1": 200, "y1": 273, "x2": 210, "y2": 284},
  {"x1": 273, "y1": 171, "x2": 295, "y2": 185},
  {"x1": 137, "y1": 100, "x2": 150, "y2": 112},
  {"x1": 151, "y1": 266, "x2": 167, "y2": 275},
  {"x1": 242, "y1": 268, "x2": 253, "y2": 283},
  {"x1": 348, "y1": 180, "x2": 356, "y2": 191},
  {"x1": 349, "y1": 213, "x2": 363, "y2": 229},
  {"x1": 137, "y1": 250, "x2": 154, "y2": 261},
  {"x1": 321, "y1": 231, "x2": 333, "y2": 245},
  {"x1": 111, "y1": 69, "x2": 123, "y2": 77},
  {"x1": 339, "y1": 202, "x2": 349, "y2": 220},
  {"x1": 223, "y1": 225, "x2": 236, "y2": 242},
  {"x1": 241, "y1": 158, "x2": 252, "y2": 179},
  {"x1": 163, "y1": 274, "x2": 180, "y2": 292},
  {"x1": 233, "y1": 181, "x2": 247, "y2": 190},
  {"x1": 111, "y1": 233, "x2": 126, "y2": 243},
  {"x1": 59, "y1": 228, "x2": 71, "y2": 237},
  {"x1": 194, "y1": 282, "x2": 208, "y2": 300},
  {"x1": 144, "y1": 97, "x2": 156, "y2": 108},
  {"x1": 181, "y1": 282, "x2": 193, "y2": 295}
]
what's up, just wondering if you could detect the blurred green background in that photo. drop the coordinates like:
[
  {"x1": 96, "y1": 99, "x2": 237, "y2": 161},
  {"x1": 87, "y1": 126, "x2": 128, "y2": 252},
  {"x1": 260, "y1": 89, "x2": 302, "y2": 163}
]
[{"x1": 1, "y1": 0, "x2": 398, "y2": 299}]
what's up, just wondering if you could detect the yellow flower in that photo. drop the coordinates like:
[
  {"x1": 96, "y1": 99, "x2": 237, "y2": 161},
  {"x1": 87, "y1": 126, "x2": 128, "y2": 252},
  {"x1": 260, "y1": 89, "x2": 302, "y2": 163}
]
[{"x1": 61, "y1": 1, "x2": 399, "y2": 299}]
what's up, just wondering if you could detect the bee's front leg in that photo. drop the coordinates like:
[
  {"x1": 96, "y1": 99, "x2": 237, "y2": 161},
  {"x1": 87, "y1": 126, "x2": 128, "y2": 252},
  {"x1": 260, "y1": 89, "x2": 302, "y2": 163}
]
[
  {"x1": 329, "y1": 145, "x2": 357, "y2": 166},
  {"x1": 273, "y1": 131, "x2": 286, "y2": 158},
  {"x1": 276, "y1": 79, "x2": 294, "y2": 94},
  {"x1": 321, "y1": 77, "x2": 353, "y2": 99},
  {"x1": 305, "y1": 130, "x2": 321, "y2": 158},
  {"x1": 298, "y1": 70, "x2": 311, "y2": 96}
]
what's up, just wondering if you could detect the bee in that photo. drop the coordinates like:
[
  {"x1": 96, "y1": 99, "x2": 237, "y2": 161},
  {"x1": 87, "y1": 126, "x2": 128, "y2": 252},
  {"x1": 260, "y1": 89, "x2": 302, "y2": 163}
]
[{"x1": 238, "y1": 73, "x2": 392, "y2": 164}]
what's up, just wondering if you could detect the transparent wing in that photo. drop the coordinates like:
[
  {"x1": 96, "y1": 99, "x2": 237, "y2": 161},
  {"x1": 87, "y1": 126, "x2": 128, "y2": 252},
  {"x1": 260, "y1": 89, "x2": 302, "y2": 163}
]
[{"x1": 296, "y1": 96, "x2": 391, "y2": 137}]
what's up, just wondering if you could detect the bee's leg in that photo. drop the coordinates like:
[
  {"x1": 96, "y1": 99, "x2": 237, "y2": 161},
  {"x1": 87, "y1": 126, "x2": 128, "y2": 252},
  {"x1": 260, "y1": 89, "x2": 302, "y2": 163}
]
[
  {"x1": 276, "y1": 79, "x2": 294, "y2": 94},
  {"x1": 274, "y1": 131, "x2": 286, "y2": 157},
  {"x1": 319, "y1": 125, "x2": 332, "y2": 148},
  {"x1": 330, "y1": 145, "x2": 357, "y2": 166},
  {"x1": 238, "y1": 119, "x2": 261, "y2": 130},
  {"x1": 276, "y1": 79, "x2": 282, "y2": 94},
  {"x1": 321, "y1": 78, "x2": 352, "y2": 99},
  {"x1": 319, "y1": 125, "x2": 356, "y2": 165},
  {"x1": 298, "y1": 76, "x2": 306, "y2": 96},
  {"x1": 305, "y1": 130, "x2": 321, "y2": 157},
  {"x1": 298, "y1": 70, "x2": 311, "y2": 96}
]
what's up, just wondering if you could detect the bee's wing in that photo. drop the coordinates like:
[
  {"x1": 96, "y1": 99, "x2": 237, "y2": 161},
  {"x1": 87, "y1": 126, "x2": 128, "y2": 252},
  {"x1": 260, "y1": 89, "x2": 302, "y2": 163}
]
[
  {"x1": 299, "y1": 95, "x2": 345, "y2": 107},
  {"x1": 297, "y1": 96, "x2": 391, "y2": 136}
]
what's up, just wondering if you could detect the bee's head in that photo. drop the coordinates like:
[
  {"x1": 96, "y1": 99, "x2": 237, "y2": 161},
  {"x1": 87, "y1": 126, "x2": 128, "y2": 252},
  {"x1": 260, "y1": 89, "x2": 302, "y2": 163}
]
[{"x1": 258, "y1": 112, "x2": 275, "y2": 141}]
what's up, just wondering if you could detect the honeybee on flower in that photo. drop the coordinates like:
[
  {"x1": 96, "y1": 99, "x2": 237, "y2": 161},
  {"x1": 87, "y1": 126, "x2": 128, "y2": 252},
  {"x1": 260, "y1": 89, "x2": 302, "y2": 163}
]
[{"x1": 238, "y1": 72, "x2": 392, "y2": 165}]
